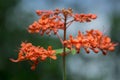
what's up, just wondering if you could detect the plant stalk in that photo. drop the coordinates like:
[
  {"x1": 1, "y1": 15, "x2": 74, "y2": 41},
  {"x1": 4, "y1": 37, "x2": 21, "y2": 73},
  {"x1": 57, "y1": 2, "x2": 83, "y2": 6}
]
[{"x1": 63, "y1": 15, "x2": 67, "y2": 80}]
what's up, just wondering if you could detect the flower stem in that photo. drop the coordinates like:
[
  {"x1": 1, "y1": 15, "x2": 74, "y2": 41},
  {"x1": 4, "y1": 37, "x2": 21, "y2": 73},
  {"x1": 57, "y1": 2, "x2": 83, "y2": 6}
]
[
  {"x1": 56, "y1": 32, "x2": 63, "y2": 45},
  {"x1": 63, "y1": 15, "x2": 67, "y2": 80},
  {"x1": 63, "y1": 54, "x2": 66, "y2": 80}
]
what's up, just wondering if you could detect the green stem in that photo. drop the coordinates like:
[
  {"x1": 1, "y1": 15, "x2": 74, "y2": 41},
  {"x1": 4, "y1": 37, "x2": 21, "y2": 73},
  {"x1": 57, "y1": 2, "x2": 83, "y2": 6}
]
[
  {"x1": 63, "y1": 55, "x2": 66, "y2": 80},
  {"x1": 63, "y1": 15, "x2": 67, "y2": 80}
]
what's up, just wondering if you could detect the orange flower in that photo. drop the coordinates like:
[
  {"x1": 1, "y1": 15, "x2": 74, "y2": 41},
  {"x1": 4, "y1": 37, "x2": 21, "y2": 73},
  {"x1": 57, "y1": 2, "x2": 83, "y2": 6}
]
[
  {"x1": 28, "y1": 9, "x2": 65, "y2": 35},
  {"x1": 28, "y1": 9, "x2": 97, "y2": 36},
  {"x1": 28, "y1": 13, "x2": 64, "y2": 35},
  {"x1": 73, "y1": 13, "x2": 97, "y2": 22},
  {"x1": 10, "y1": 42, "x2": 57, "y2": 70},
  {"x1": 63, "y1": 29, "x2": 117, "y2": 55},
  {"x1": 28, "y1": 21, "x2": 41, "y2": 33}
]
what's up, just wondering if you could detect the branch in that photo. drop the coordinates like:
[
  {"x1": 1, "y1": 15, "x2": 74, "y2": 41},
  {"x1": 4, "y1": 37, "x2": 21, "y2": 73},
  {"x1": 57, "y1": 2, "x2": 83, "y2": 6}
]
[
  {"x1": 66, "y1": 20, "x2": 74, "y2": 28},
  {"x1": 56, "y1": 32, "x2": 64, "y2": 45}
]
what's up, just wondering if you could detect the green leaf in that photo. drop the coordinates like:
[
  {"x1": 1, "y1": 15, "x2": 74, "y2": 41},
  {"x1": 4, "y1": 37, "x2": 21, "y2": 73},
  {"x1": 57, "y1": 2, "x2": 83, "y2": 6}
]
[
  {"x1": 55, "y1": 48, "x2": 63, "y2": 55},
  {"x1": 55, "y1": 48, "x2": 76, "y2": 55},
  {"x1": 71, "y1": 48, "x2": 76, "y2": 55}
]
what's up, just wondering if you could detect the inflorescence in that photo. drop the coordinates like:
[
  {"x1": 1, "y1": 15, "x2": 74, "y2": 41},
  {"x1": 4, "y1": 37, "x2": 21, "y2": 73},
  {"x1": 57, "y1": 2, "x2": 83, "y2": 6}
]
[{"x1": 10, "y1": 8, "x2": 117, "y2": 70}]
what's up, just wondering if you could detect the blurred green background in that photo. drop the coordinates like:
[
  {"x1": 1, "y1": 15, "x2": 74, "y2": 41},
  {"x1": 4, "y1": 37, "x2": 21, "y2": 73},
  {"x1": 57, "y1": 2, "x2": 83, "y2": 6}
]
[{"x1": 0, "y1": 0, "x2": 120, "y2": 80}]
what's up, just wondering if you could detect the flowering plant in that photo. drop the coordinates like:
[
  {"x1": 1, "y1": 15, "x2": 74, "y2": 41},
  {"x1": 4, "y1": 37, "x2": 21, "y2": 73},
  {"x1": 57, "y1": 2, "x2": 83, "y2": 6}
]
[{"x1": 10, "y1": 8, "x2": 117, "y2": 80}]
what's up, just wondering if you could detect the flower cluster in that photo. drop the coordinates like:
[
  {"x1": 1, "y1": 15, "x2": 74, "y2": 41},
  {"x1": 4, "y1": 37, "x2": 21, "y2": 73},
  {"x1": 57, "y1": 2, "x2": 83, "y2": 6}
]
[
  {"x1": 10, "y1": 8, "x2": 117, "y2": 73},
  {"x1": 28, "y1": 8, "x2": 97, "y2": 35},
  {"x1": 73, "y1": 13, "x2": 97, "y2": 22},
  {"x1": 28, "y1": 9, "x2": 64, "y2": 35},
  {"x1": 64, "y1": 29, "x2": 117, "y2": 55},
  {"x1": 10, "y1": 42, "x2": 56, "y2": 70}
]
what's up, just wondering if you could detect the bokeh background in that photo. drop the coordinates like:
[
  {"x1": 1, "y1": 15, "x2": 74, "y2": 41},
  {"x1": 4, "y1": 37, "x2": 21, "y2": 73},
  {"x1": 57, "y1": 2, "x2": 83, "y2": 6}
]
[{"x1": 0, "y1": 0, "x2": 120, "y2": 80}]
